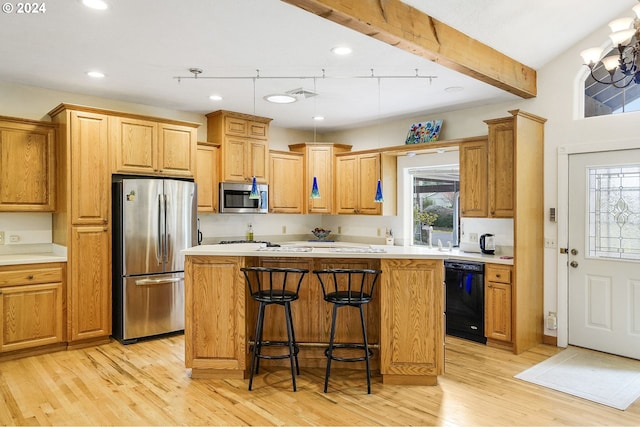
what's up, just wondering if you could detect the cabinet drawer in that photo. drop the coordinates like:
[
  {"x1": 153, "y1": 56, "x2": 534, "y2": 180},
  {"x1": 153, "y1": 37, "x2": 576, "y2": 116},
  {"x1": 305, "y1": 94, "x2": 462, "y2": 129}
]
[
  {"x1": 486, "y1": 265, "x2": 512, "y2": 284},
  {"x1": 0, "y1": 266, "x2": 64, "y2": 287}
]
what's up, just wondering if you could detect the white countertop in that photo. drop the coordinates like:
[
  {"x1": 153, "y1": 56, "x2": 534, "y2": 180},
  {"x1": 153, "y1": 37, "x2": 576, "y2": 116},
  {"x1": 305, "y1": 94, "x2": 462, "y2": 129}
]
[
  {"x1": 0, "y1": 244, "x2": 67, "y2": 266},
  {"x1": 182, "y1": 241, "x2": 514, "y2": 265}
]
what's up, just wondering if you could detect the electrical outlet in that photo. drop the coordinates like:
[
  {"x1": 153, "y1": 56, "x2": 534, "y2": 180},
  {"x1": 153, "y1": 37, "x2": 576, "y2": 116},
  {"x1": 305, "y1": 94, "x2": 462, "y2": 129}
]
[
  {"x1": 377, "y1": 228, "x2": 381, "y2": 236},
  {"x1": 9, "y1": 234, "x2": 20, "y2": 243},
  {"x1": 544, "y1": 237, "x2": 557, "y2": 248},
  {"x1": 0, "y1": 231, "x2": 4, "y2": 245},
  {"x1": 338, "y1": 226, "x2": 342, "y2": 234},
  {"x1": 282, "y1": 225, "x2": 286, "y2": 234},
  {"x1": 469, "y1": 233, "x2": 478, "y2": 242}
]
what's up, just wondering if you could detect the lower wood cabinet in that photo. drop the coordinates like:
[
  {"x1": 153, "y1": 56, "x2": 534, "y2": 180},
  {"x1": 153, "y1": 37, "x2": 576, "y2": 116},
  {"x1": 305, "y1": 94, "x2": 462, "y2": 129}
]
[
  {"x1": 485, "y1": 264, "x2": 513, "y2": 343},
  {"x1": 69, "y1": 226, "x2": 111, "y2": 344},
  {"x1": 0, "y1": 263, "x2": 65, "y2": 353}
]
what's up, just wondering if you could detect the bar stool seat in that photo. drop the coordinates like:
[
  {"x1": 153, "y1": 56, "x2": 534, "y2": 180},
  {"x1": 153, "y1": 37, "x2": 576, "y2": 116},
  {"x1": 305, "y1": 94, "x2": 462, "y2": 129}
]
[
  {"x1": 242, "y1": 266, "x2": 308, "y2": 391},
  {"x1": 313, "y1": 268, "x2": 382, "y2": 394}
]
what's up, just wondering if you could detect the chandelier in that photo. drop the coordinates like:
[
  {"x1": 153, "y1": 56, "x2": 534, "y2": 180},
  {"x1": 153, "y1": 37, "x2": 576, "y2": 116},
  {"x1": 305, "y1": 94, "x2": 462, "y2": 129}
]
[{"x1": 580, "y1": 3, "x2": 640, "y2": 88}]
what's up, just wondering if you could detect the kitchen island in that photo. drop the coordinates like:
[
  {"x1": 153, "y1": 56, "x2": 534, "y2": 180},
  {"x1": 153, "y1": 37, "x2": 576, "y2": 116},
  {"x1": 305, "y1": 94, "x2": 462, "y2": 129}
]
[{"x1": 182, "y1": 242, "x2": 512, "y2": 385}]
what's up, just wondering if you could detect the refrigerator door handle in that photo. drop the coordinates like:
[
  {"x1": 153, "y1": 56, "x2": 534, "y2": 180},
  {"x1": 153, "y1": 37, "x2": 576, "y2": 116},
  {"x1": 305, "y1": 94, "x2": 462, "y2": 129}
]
[
  {"x1": 157, "y1": 194, "x2": 163, "y2": 264},
  {"x1": 135, "y1": 277, "x2": 182, "y2": 286},
  {"x1": 163, "y1": 193, "x2": 169, "y2": 263}
]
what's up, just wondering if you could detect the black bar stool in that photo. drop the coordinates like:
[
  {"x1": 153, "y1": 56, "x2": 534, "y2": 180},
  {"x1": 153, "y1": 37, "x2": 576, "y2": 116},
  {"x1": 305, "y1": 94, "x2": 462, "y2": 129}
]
[
  {"x1": 313, "y1": 268, "x2": 382, "y2": 394},
  {"x1": 241, "y1": 266, "x2": 308, "y2": 391}
]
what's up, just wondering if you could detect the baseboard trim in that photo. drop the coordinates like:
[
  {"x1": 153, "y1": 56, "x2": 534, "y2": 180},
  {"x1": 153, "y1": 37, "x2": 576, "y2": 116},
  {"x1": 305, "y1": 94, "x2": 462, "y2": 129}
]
[{"x1": 543, "y1": 334, "x2": 558, "y2": 346}]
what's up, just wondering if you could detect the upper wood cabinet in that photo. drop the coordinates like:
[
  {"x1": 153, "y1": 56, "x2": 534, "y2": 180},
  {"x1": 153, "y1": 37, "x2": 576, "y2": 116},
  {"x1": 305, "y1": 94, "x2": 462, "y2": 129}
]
[
  {"x1": 269, "y1": 150, "x2": 303, "y2": 214},
  {"x1": 335, "y1": 152, "x2": 382, "y2": 215},
  {"x1": 459, "y1": 139, "x2": 488, "y2": 218},
  {"x1": 0, "y1": 117, "x2": 56, "y2": 211},
  {"x1": 111, "y1": 116, "x2": 197, "y2": 178},
  {"x1": 206, "y1": 110, "x2": 272, "y2": 184},
  {"x1": 486, "y1": 117, "x2": 515, "y2": 218},
  {"x1": 289, "y1": 142, "x2": 351, "y2": 214},
  {"x1": 195, "y1": 142, "x2": 220, "y2": 213}
]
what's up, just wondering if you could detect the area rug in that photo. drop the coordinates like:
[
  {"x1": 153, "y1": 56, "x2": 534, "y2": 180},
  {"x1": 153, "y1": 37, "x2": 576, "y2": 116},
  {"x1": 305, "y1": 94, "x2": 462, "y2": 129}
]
[{"x1": 515, "y1": 346, "x2": 640, "y2": 410}]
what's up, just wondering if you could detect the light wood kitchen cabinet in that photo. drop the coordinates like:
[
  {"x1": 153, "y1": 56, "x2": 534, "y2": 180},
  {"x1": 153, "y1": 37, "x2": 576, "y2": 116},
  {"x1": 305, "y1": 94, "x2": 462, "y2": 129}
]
[
  {"x1": 0, "y1": 263, "x2": 65, "y2": 353},
  {"x1": 49, "y1": 104, "x2": 112, "y2": 348},
  {"x1": 0, "y1": 116, "x2": 56, "y2": 211},
  {"x1": 69, "y1": 226, "x2": 111, "y2": 344},
  {"x1": 335, "y1": 152, "x2": 382, "y2": 215},
  {"x1": 185, "y1": 255, "x2": 248, "y2": 378},
  {"x1": 206, "y1": 110, "x2": 272, "y2": 184},
  {"x1": 485, "y1": 264, "x2": 512, "y2": 343},
  {"x1": 380, "y1": 258, "x2": 444, "y2": 385},
  {"x1": 459, "y1": 139, "x2": 488, "y2": 217},
  {"x1": 289, "y1": 142, "x2": 352, "y2": 214},
  {"x1": 111, "y1": 116, "x2": 197, "y2": 178},
  {"x1": 269, "y1": 150, "x2": 303, "y2": 213},
  {"x1": 195, "y1": 142, "x2": 220, "y2": 213},
  {"x1": 486, "y1": 117, "x2": 515, "y2": 217}
]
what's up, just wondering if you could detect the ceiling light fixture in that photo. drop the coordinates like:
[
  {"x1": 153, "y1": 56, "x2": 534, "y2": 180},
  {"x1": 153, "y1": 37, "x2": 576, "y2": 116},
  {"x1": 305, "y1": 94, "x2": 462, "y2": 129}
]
[
  {"x1": 312, "y1": 115, "x2": 325, "y2": 121},
  {"x1": 580, "y1": 3, "x2": 640, "y2": 88},
  {"x1": 444, "y1": 86, "x2": 464, "y2": 93},
  {"x1": 264, "y1": 94, "x2": 297, "y2": 104},
  {"x1": 331, "y1": 46, "x2": 352, "y2": 55},
  {"x1": 87, "y1": 70, "x2": 105, "y2": 78},
  {"x1": 82, "y1": 0, "x2": 108, "y2": 10},
  {"x1": 209, "y1": 94, "x2": 223, "y2": 101}
]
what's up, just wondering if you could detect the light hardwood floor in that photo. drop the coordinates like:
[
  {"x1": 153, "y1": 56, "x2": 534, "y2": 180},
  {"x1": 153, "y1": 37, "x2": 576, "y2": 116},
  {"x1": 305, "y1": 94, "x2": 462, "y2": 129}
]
[{"x1": 1, "y1": 335, "x2": 638, "y2": 426}]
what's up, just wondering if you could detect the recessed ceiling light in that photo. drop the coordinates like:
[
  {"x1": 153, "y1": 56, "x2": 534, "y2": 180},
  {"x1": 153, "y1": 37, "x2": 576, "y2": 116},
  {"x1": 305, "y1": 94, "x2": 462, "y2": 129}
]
[
  {"x1": 264, "y1": 94, "x2": 297, "y2": 104},
  {"x1": 312, "y1": 116, "x2": 325, "y2": 121},
  {"x1": 444, "y1": 86, "x2": 464, "y2": 93},
  {"x1": 331, "y1": 46, "x2": 352, "y2": 55},
  {"x1": 82, "y1": 0, "x2": 108, "y2": 10},
  {"x1": 209, "y1": 95, "x2": 223, "y2": 101},
  {"x1": 87, "y1": 70, "x2": 105, "y2": 78}
]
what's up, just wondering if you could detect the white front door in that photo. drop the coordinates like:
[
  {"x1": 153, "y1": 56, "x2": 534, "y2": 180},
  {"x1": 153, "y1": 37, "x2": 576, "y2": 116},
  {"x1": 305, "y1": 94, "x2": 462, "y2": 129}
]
[{"x1": 568, "y1": 149, "x2": 640, "y2": 359}]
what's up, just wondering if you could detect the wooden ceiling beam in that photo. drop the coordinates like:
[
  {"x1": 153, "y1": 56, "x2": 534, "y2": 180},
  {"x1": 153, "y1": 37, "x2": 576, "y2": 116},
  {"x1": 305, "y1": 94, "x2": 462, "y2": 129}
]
[{"x1": 281, "y1": 0, "x2": 537, "y2": 98}]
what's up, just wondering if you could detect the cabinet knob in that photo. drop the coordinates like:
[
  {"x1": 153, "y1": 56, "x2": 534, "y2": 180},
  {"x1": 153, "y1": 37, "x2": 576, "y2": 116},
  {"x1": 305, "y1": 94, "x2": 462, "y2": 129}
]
[
  {"x1": 496, "y1": 274, "x2": 501, "y2": 278},
  {"x1": 27, "y1": 275, "x2": 34, "y2": 280}
]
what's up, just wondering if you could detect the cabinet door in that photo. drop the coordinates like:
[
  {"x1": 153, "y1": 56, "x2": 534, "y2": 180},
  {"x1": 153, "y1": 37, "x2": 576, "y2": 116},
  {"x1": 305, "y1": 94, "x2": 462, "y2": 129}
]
[
  {"x1": 380, "y1": 258, "x2": 444, "y2": 382},
  {"x1": 222, "y1": 137, "x2": 247, "y2": 182},
  {"x1": 0, "y1": 123, "x2": 55, "y2": 211},
  {"x1": 70, "y1": 111, "x2": 110, "y2": 225},
  {"x1": 459, "y1": 140, "x2": 488, "y2": 217},
  {"x1": 307, "y1": 146, "x2": 333, "y2": 214},
  {"x1": 195, "y1": 144, "x2": 219, "y2": 213},
  {"x1": 335, "y1": 155, "x2": 358, "y2": 214},
  {"x1": 248, "y1": 139, "x2": 268, "y2": 183},
  {"x1": 248, "y1": 121, "x2": 268, "y2": 139},
  {"x1": 158, "y1": 123, "x2": 196, "y2": 177},
  {"x1": 357, "y1": 153, "x2": 382, "y2": 215},
  {"x1": 224, "y1": 117, "x2": 247, "y2": 136},
  {"x1": 69, "y1": 226, "x2": 111, "y2": 342},
  {"x1": 0, "y1": 282, "x2": 64, "y2": 352},
  {"x1": 185, "y1": 256, "x2": 246, "y2": 376},
  {"x1": 488, "y1": 120, "x2": 515, "y2": 217},
  {"x1": 269, "y1": 151, "x2": 303, "y2": 213},
  {"x1": 485, "y1": 281, "x2": 512, "y2": 342},
  {"x1": 111, "y1": 117, "x2": 157, "y2": 175}
]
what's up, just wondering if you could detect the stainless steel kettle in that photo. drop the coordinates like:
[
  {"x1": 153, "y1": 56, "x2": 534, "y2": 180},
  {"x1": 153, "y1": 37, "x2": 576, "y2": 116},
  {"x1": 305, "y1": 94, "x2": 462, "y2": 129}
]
[{"x1": 480, "y1": 233, "x2": 496, "y2": 254}]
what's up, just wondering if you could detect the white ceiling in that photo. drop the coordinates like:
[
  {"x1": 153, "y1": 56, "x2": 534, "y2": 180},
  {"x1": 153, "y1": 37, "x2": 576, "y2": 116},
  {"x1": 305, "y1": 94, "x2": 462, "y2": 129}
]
[{"x1": 0, "y1": 0, "x2": 637, "y2": 131}]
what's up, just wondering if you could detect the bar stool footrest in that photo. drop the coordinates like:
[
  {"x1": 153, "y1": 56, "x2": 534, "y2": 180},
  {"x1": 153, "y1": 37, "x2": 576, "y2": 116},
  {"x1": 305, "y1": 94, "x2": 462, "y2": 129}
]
[
  {"x1": 325, "y1": 343, "x2": 374, "y2": 363},
  {"x1": 251, "y1": 340, "x2": 300, "y2": 360}
]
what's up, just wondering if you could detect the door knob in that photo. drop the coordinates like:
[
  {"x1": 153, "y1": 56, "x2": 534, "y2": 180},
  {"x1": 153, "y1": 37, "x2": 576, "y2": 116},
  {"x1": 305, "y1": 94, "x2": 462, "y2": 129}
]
[
  {"x1": 570, "y1": 261, "x2": 578, "y2": 268},
  {"x1": 571, "y1": 248, "x2": 578, "y2": 255}
]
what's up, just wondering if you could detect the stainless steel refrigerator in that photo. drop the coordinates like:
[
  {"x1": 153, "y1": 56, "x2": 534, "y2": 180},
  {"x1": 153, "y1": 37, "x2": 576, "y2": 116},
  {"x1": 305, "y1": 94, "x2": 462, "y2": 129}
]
[{"x1": 112, "y1": 176, "x2": 197, "y2": 343}]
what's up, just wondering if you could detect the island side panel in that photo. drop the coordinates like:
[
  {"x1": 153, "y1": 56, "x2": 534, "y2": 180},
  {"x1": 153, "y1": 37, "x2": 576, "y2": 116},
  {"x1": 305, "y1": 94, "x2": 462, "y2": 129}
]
[
  {"x1": 185, "y1": 255, "x2": 250, "y2": 379},
  {"x1": 380, "y1": 258, "x2": 444, "y2": 385}
]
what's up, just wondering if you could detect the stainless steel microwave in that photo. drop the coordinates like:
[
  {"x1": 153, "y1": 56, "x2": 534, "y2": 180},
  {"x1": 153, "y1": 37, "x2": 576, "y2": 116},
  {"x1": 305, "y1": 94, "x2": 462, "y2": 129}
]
[{"x1": 219, "y1": 182, "x2": 268, "y2": 214}]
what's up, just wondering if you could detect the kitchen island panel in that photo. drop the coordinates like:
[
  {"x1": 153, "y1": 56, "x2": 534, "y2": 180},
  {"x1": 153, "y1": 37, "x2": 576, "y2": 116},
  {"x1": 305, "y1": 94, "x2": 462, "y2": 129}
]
[
  {"x1": 185, "y1": 255, "x2": 249, "y2": 378},
  {"x1": 380, "y1": 258, "x2": 444, "y2": 385}
]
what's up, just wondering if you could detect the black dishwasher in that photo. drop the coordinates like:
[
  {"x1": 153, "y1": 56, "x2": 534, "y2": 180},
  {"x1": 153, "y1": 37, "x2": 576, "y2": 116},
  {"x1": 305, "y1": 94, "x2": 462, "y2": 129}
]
[{"x1": 444, "y1": 260, "x2": 486, "y2": 344}]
